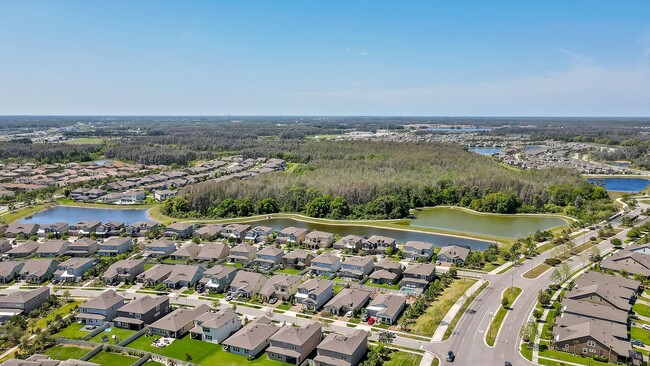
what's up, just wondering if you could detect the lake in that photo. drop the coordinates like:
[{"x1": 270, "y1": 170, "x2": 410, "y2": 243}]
[
  {"x1": 20, "y1": 206, "x2": 151, "y2": 225},
  {"x1": 408, "y1": 207, "x2": 567, "y2": 239},
  {"x1": 470, "y1": 147, "x2": 503, "y2": 155},
  {"x1": 587, "y1": 177, "x2": 650, "y2": 193},
  {"x1": 244, "y1": 217, "x2": 493, "y2": 250}
]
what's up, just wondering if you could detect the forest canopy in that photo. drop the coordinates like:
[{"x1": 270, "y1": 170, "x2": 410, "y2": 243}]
[{"x1": 166, "y1": 140, "x2": 613, "y2": 222}]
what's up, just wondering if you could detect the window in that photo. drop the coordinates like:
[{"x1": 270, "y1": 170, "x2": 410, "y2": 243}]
[
  {"x1": 586, "y1": 340, "x2": 596, "y2": 347},
  {"x1": 589, "y1": 349, "x2": 596, "y2": 353},
  {"x1": 564, "y1": 344, "x2": 569, "y2": 349},
  {"x1": 582, "y1": 348, "x2": 588, "y2": 355}
]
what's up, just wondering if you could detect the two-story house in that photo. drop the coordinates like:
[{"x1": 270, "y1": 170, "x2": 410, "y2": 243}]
[
  {"x1": 125, "y1": 221, "x2": 159, "y2": 237},
  {"x1": 303, "y1": 230, "x2": 335, "y2": 249},
  {"x1": 163, "y1": 264, "x2": 205, "y2": 289},
  {"x1": 97, "y1": 237, "x2": 134, "y2": 257},
  {"x1": 277, "y1": 227, "x2": 309, "y2": 245},
  {"x1": 170, "y1": 243, "x2": 201, "y2": 261},
  {"x1": 323, "y1": 288, "x2": 371, "y2": 316},
  {"x1": 189, "y1": 308, "x2": 241, "y2": 344},
  {"x1": 333, "y1": 235, "x2": 364, "y2": 252},
  {"x1": 136, "y1": 264, "x2": 174, "y2": 287},
  {"x1": 259, "y1": 274, "x2": 301, "y2": 302},
  {"x1": 19, "y1": 259, "x2": 58, "y2": 283},
  {"x1": 69, "y1": 221, "x2": 101, "y2": 237},
  {"x1": 437, "y1": 245, "x2": 471, "y2": 265},
  {"x1": 66, "y1": 238, "x2": 99, "y2": 257},
  {"x1": 310, "y1": 253, "x2": 341, "y2": 277},
  {"x1": 314, "y1": 329, "x2": 368, "y2": 366},
  {"x1": 282, "y1": 250, "x2": 315, "y2": 270},
  {"x1": 96, "y1": 221, "x2": 125, "y2": 238},
  {"x1": 338, "y1": 256, "x2": 375, "y2": 282},
  {"x1": 222, "y1": 316, "x2": 279, "y2": 358},
  {"x1": 369, "y1": 260, "x2": 404, "y2": 285},
  {"x1": 220, "y1": 224, "x2": 251, "y2": 241},
  {"x1": 362, "y1": 235, "x2": 396, "y2": 255},
  {"x1": 227, "y1": 243, "x2": 257, "y2": 265},
  {"x1": 199, "y1": 265, "x2": 239, "y2": 293},
  {"x1": 36, "y1": 222, "x2": 69, "y2": 238},
  {"x1": 149, "y1": 304, "x2": 210, "y2": 339},
  {"x1": 114, "y1": 295, "x2": 170, "y2": 330},
  {"x1": 244, "y1": 226, "x2": 274, "y2": 243},
  {"x1": 0, "y1": 287, "x2": 50, "y2": 316},
  {"x1": 295, "y1": 279, "x2": 334, "y2": 311},
  {"x1": 365, "y1": 294, "x2": 406, "y2": 325},
  {"x1": 76, "y1": 289, "x2": 125, "y2": 325},
  {"x1": 254, "y1": 247, "x2": 285, "y2": 270},
  {"x1": 403, "y1": 241, "x2": 436, "y2": 261},
  {"x1": 54, "y1": 258, "x2": 96, "y2": 282},
  {"x1": 400, "y1": 263, "x2": 436, "y2": 292},
  {"x1": 229, "y1": 271, "x2": 268, "y2": 298},
  {"x1": 196, "y1": 243, "x2": 230, "y2": 262},
  {"x1": 164, "y1": 222, "x2": 194, "y2": 239},
  {"x1": 101, "y1": 259, "x2": 145, "y2": 285},
  {"x1": 144, "y1": 238, "x2": 176, "y2": 258},
  {"x1": 267, "y1": 322, "x2": 322, "y2": 365},
  {"x1": 193, "y1": 224, "x2": 223, "y2": 240}
]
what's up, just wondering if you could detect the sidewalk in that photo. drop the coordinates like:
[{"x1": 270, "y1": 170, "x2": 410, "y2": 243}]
[
  {"x1": 419, "y1": 351, "x2": 436, "y2": 366},
  {"x1": 488, "y1": 262, "x2": 512, "y2": 275},
  {"x1": 431, "y1": 278, "x2": 486, "y2": 341}
]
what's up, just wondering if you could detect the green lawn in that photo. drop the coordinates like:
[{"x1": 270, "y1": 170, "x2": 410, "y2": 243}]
[
  {"x1": 539, "y1": 349, "x2": 611, "y2": 366},
  {"x1": 411, "y1": 278, "x2": 477, "y2": 337},
  {"x1": 634, "y1": 303, "x2": 650, "y2": 318},
  {"x1": 630, "y1": 326, "x2": 650, "y2": 344},
  {"x1": 520, "y1": 344, "x2": 533, "y2": 361},
  {"x1": 274, "y1": 268, "x2": 302, "y2": 275},
  {"x1": 275, "y1": 302, "x2": 292, "y2": 311},
  {"x1": 523, "y1": 263, "x2": 551, "y2": 279},
  {"x1": 36, "y1": 300, "x2": 81, "y2": 329},
  {"x1": 443, "y1": 281, "x2": 489, "y2": 340},
  {"x1": 486, "y1": 287, "x2": 522, "y2": 346},
  {"x1": 65, "y1": 137, "x2": 105, "y2": 145},
  {"x1": 364, "y1": 281, "x2": 401, "y2": 290},
  {"x1": 125, "y1": 334, "x2": 288, "y2": 366},
  {"x1": 384, "y1": 351, "x2": 423, "y2": 366},
  {"x1": 89, "y1": 351, "x2": 138, "y2": 366},
  {"x1": 89, "y1": 327, "x2": 137, "y2": 344},
  {"x1": 53, "y1": 322, "x2": 92, "y2": 340},
  {"x1": 0, "y1": 204, "x2": 50, "y2": 224},
  {"x1": 44, "y1": 345, "x2": 92, "y2": 360}
]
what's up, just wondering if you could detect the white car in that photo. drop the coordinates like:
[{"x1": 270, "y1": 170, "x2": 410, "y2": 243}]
[
  {"x1": 642, "y1": 324, "x2": 650, "y2": 330},
  {"x1": 345, "y1": 311, "x2": 353, "y2": 317}
]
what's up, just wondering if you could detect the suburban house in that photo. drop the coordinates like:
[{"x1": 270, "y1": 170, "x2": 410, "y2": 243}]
[
  {"x1": 190, "y1": 308, "x2": 241, "y2": 344},
  {"x1": 277, "y1": 227, "x2": 309, "y2": 245},
  {"x1": 196, "y1": 243, "x2": 230, "y2": 261},
  {"x1": 220, "y1": 224, "x2": 251, "y2": 240},
  {"x1": 561, "y1": 298, "x2": 629, "y2": 325},
  {"x1": 54, "y1": 258, "x2": 96, "y2": 282},
  {"x1": 194, "y1": 224, "x2": 223, "y2": 240},
  {"x1": 199, "y1": 265, "x2": 239, "y2": 293},
  {"x1": 254, "y1": 247, "x2": 285, "y2": 270},
  {"x1": 95, "y1": 221, "x2": 125, "y2": 237},
  {"x1": 101, "y1": 259, "x2": 145, "y2": 285},
  {"x1": 437, "y1": 245, "x2": 472, "y2": 265},
  {"x1": 303, "y1": 230, "x2": 335, "y2": 249},
  {"x1": 403, "y1": 241, "x2": 436, "y2": 261},
  {"x1": 137, "y1": 264, "x2": 174, "y2": 287},
  {"x1": 601, "y1": 245, "x2": 650, "y2": 277},
  {"x1": 295, "y1": 279, "x2": 334, "y2": 311},
  {"x1": 310, "y1": 253, "x2": 342, "y2": 277},
  {"x1": 579, "y1": 271, "x2": 642, "y2": 293},
  {"x1": 66, "y1": 238, "x2": 99, "y2": 257},
  {"x1": 554, "y1": 321, "x2": 631, "y2": 363},
  {"x1": 170, "y1": 243, "x2": 201, "y2": 261},
  {"x1": 266, "y1": 322, "x2": 322, "y2": 365},
  {"x1": 323, "y1": 288, "x2": 371, "y2": 316},
  {"x1": 227, "y1": 243, "x2": 257, "y2": 264},
  {"x1": 222, "y1": 316, "x2": 279, "y2": 357},
  {"x1": 259, "y1": 274, "x2": 301, "y2": 301},
  {"x1": 229, "y1": 271, "x2": 268, "y2": 298},
  {"x1": 36, "y1": 222, "x2": 69, "y2": 238},
  {"x1": 0, "y1": 287, "x2": 50, "y2": 316},
  {"x1": 35, "y1": 240, "x2": 69, "y2": 257},
  {"x1": 282, "y1": 250, "x2": 314, "y2": 270},
  {"x1": 365, "y1": 294, "x2": 406, "y2": 324},
  {"x1": 144, "y1": 238, "x2": 176, "y2": 258},
  {"x1": 555, "y1": 314, "x2": 628, "y2": 341},
  {"x1": 401, "y1": 263, "x2": 436, "y2": 291},
  {"x1": 338, "y1": 256, "x2": 375, "y2": 281},
  {"x1": 163, "y1": 264, "x2": 205, "y2": 289},
  {"x1": 0, "y1": 261, "x2": 25, "y2": 284},
  {"x1": 114, "y1": 295, "x2": 171, "y2": 330},
  {"x1": 244, "y1": 226, "x2": 274, "y2": 243},
  {"x1": 154, "y1": 189, "x2": 177, "y2": 201},
  {"x1": 6, "y1": 240, "x2": 39, "y2": 258},
  {"x1": 76, "y1": 289, "x2": 125, "y2": 325},
  {"x1": 1, "y1": 354, "x2": 98, "y2": 366},
  {"x1": 164, "y1": 222, "x2": 195, "y2": 239},
  {"x1": 369, "y1": 260, "x2": 404, "y2": 285},
  {"x1": 0, "y1": 240, "x2": 11, "y2": 254},
  {"x1": 126, "y1": 221, "x2": 159, "y2": 237},
  {"x1": 333, "y1": 235, "x2": 364, "y2": 252},
  {"x1": 362, "y1": 235, "x2": 396, "y2": 255},
  {"x1": 4, "y1": 223, "x2": 39, "y2": 238},
  {"x1": 314, "y1": 329, "x2": 369, "y2": 366},
  {"x1": 19, "y1": 259, "x2": 58, "y2": 283},
  {"x1": 564, "y1": 279, "x2": 636, "y2": 312},
  {"x1": 97, "y1": 237, "x2": 134, "y2": 257},
  {"x1": 69, "y1": 221, "x2": 101, "y2": 237},
  {"x1": 149, "y1": 304, "x2": 210, "y2": 338}
]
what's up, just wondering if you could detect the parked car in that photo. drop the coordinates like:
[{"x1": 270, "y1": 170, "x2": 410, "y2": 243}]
[
  {"x1": 642, "y1": 324, "x2": 650, "y2": 330},
  {"x1": 225, "y1": 294, "x2": 233, "y2": 301},
  {"x1": 361, "y1": 313, "x2": 370, "y2": 322},
  {"x1": 446, "y1": 351, "x2": 455, "y2": 362},
  {"x1": 632, "y1": 339, "x2": 644, "y2": 347},
  {"x1": 345, "y1": 311, "x2": 353, "y2": 317},
  {"x1": 367, "y1": 317, "x2": 375, "y2": 325},
  {"x1": 269, "y1": 298, "x2": 278, "y2": 304}
]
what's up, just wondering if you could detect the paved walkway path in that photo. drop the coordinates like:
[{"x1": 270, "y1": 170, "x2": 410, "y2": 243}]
[
  {"x1": 418, "y1": 351, "x2": 436, "y2": 366},
  {"x1": 488, "y1": 262, "x2": 512, "y2": 275},
  {"x1": 431, "y1": 278, "x2": 486, "y2": 341}
]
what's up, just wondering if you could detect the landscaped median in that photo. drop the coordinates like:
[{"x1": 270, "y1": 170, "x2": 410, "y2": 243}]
[{"x1": 486, "y1": 287, "x2": 522, "y2": 346}]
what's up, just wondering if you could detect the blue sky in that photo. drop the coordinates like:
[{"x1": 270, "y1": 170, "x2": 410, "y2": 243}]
[{"x1": 0, "y1": 1, "x2": 649, "y2": 116}]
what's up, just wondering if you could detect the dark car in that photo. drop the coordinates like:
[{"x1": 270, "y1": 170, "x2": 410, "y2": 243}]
[
  {"x1": 269, "y1": 297, "x2": 278, "y2": 304},
  {"x1": 446, "y1": 351, "x2": 455, "y2": 362},
  {"x1": 505, "y1": 362, "x2": 512, "y2": 366},
  {"x1": 631, "y1": 339, "x2": 644, "y2": 347}
]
